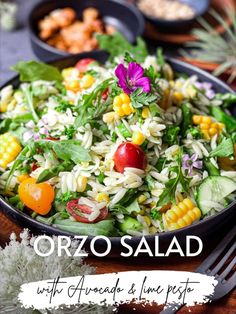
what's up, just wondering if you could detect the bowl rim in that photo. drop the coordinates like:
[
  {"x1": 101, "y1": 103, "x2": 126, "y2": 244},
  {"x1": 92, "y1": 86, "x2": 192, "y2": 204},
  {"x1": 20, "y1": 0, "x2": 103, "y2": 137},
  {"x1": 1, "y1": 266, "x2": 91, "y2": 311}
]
[
  {"x1": 28, "y1": 0, "x2": 145, "y2": 57},
  {"x1": 0, "y1": 53, "x2": 235, "y2": 242},
  {"x1": 136, "y1": 0, "x2": 210, "y2": 24}
]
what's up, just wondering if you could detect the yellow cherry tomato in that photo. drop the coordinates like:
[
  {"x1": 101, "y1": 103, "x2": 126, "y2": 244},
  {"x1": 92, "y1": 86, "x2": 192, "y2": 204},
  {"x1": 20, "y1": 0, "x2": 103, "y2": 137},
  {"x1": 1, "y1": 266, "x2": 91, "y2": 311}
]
[{"x1": 18, "y1": 178, "x2": 55, "y2": 215}]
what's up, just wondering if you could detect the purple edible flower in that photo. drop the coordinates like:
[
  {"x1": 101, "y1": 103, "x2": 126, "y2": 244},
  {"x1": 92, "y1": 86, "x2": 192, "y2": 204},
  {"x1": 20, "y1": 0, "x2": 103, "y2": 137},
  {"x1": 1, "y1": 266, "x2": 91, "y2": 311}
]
[
  {"x1": 115, "y1": 62, "x2": 151, "y2": 94},
  {"x1": 23, "y1": 119, "x2": 49, "y2": 143},
  {"x1": 183, "y1": 153, "x2": 203, "y2": 176},
  {"x1": 194, "y1": 81, "x2": 215, "y2": 99}
]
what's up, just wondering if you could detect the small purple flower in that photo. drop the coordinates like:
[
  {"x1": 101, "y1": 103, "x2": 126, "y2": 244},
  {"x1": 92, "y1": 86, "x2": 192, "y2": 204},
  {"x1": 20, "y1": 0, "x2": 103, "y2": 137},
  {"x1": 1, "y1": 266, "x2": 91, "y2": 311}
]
[
  {"x1": 183, "y1": 154, "x2": 203, "y2": 176},
  {"x1": 23, "y1": 119, "x2": 49, "y2": 143},
  {"x1": 115, "y1": 62, "x2": 151, "y2": 94},
  {"x1": 194, "y1": 81, "x2": 215, "y2": 99}
]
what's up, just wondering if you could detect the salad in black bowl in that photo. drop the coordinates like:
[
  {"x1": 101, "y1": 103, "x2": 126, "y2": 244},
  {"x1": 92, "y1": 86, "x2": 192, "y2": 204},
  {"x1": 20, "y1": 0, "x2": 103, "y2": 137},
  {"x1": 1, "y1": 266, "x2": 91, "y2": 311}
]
[{"x1": 0, "y1": 35, "x2": 236, "y2": 254}]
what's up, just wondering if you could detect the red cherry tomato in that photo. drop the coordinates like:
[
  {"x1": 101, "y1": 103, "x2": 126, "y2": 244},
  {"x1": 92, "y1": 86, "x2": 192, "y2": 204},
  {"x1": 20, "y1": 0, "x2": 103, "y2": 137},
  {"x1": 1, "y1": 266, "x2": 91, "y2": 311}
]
[
  {"x1": 75, "y1": 58, "x2": 96, "y2": 73},
  {"x1": 114, "y1": 142, "x2": 147, "y2": 173},
  {"x1": 31, "y1": 162, "x2": 39, "y2": 171},
  {"x1": 66, "y1": 199, "x2": 108, "y2": 223},
  {"x1": 102, "y1": 89, "x2": 109, "y2": 101}
]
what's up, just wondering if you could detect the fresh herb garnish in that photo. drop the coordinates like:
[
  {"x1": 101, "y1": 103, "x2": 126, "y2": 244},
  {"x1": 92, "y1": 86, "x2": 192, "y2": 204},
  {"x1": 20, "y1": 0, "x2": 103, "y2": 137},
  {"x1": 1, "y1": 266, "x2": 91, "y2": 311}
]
[
  {"x1": 131, "y1": 88, "x2": 158, "y2": 109},
  {"x1": 12, "y1": 61, "x2": 62, "y2": 82}
]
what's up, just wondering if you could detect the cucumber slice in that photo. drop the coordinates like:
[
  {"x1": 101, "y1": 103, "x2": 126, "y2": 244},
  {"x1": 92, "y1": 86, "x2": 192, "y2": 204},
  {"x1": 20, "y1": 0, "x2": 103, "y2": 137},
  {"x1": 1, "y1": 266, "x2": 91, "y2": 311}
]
[{"x1": 197, "y1": 176, "x2": 236, "y2": 215}]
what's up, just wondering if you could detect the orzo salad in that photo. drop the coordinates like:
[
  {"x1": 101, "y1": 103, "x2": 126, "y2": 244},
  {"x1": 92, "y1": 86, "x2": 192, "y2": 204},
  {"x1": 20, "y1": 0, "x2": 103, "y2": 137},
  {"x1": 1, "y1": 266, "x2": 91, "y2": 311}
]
[{"x1": 1, "y1": 36, "x2": 236, "y2": 237}]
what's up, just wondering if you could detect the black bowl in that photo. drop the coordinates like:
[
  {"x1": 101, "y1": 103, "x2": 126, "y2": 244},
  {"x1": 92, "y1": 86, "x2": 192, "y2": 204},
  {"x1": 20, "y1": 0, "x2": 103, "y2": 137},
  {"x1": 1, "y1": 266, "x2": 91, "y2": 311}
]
[
  {"x1": 28, "y1": 0, "x2": 145, "y2": 61},
  {"x1": 1, "y1": 51, "x2": 236, "y2": 256},
  {"x1": 136, "y1": 0, "x2": 210, "y2": 32}
]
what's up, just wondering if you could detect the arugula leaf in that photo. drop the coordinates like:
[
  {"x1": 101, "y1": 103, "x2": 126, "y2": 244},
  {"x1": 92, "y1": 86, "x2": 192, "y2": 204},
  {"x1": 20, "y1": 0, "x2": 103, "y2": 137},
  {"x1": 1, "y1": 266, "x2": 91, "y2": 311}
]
[
  {"x1": 37, "y1": 161, "x2": 74, "y2": 183},
  {"x1": 74, "y1": 78, "x2": 112, "y2": 128},
  {"x1": 54, "y1": 218, "x2": 119, "y2": 236},
  {"x1": 131, "y1": 88, "x2": 158, "y2": 109},
  {"x1": 96, "y1": 33, "x2": 148, "y2": 63},
  {"x1": 0, "y1": 118, "x2": 12, "y2": 134},
  {"x1": 21, "y1": 85, "x2": 39, "y2": 122},
  {"x1": 210, "y1": 107, "x2": 236, "y2": 132},
  {"x1": 12, "y1": 61, "x2": 62, "y2": 82},
  {"x1": 210, "y1": 137, "x2": 234, "y2": 157},
  {"x1": 204, "y1": 159, "x2": 220, "y2": 176},
  {"x1": 53, "y1": 140, "x2": 91, "y2": 164},
  {"x1": 181, "y1": 103, "x2": 192, "y2": 135},
  {"x1": 157, "y1": 153, "x2": 190, "y2": 206},
  {"x1": 117, "y1": 123, "x2": 131, "y2": 138},
  {"x1": 163, "y1": 126, "x2": 180, "y2": 145}
]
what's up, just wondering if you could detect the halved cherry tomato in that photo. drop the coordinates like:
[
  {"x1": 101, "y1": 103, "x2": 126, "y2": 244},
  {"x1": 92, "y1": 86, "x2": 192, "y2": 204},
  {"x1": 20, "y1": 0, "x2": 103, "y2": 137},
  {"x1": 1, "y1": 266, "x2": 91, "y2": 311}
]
[
  {"x1": 114, "y1": 142, "x2": 147, "y2": 173},
  {"x1": 75, "y1": 58, "x2": 96, "y2": 73},
  {"x1": 31, "y1": 162, "x2": 39, "y2": 171},
  {"x1": 18, "y1": 178, "x2": 55, "y2": 215},
  {"x1": 102, "y1": 89, "x2": 109, "y2": 101},
  {"x1": 67, "y1": 199, "x2": 108, "y2": 223}
]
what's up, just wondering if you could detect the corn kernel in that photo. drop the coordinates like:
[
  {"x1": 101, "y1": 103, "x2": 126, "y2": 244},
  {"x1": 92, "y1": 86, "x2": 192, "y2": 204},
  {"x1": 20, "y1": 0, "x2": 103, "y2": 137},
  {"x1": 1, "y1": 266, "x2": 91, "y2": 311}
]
[
  {"x1": 76, "y1": 176, "x2": 88, "y2": 192},
  {"x1": 80, "y1": 74, "x2": 95, "y2": 89},
  {"x1": 0, "y1": 133, "x2": 22, "y2": 169},
  {"x1": 113, "y1": 93, "x2": 134, "y2": 117},
  {"x1": 103, "y1": 112, "x2": 119, "y2": 124},
  {"x1": 209, "y1": 127, "x2": 218, "y2": 135},
  {"x1": 192, "y1": 115, "x2": 202, "y2": 124},
  {"x1": 143, "y1": 216, "x2": 151, "y2": 227},
  {"x1": 0, "y1": 101, "x2": 8, "y2": 113},
  {"x1": 138, "y1": 194, "x2": 147, "y2": 204},
  {"x1": 142, "y1": 107, "x2": 151, "y2": 119},
  {"x1": 163, "y1": 198, "x2": 201, "y2": 231},
  {"x1": 202, "y1": 116, "x2": 212, "y2": 124},
  {"x1": 65, "y1": 80, "x2": 80, "y2": 92},
  {"x1": 96, "y1": 192, "x2": 110, "y2": 204},
  {"x1": 132, "y1": 131, "x2": 145, "y2": 146},
  {"x1": 173, "y1": 91, "x2": 184, "y2": 104},
  {"x1": 62, "y1": 67, "x2": 79, "y2": 79},
  {"x1": 200, "y1": 123, "x2": 209, "y2": 130},
  {"x1": 218, "y1": 123, "x2": 225, "y2": 130},
  {"x1": 120, "y1": 93, "x2": 130, "y2": 103}
]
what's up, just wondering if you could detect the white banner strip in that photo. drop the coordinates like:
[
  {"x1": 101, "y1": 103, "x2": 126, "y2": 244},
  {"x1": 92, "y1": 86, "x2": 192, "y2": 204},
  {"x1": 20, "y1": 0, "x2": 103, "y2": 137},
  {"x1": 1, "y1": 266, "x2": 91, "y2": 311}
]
[{"x1": 18, "y1": 271, "x2": 217, "y2": 310}]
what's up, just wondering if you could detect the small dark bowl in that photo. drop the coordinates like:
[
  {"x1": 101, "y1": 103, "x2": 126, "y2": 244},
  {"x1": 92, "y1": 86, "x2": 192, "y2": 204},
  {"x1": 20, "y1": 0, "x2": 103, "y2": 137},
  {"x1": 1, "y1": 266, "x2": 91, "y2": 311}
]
[
  {"x1": 1, "y1": 51, "x2": 236, "y2": 256},
  {"x1": 136, "y1": 0, "x2": 210, "y2": 32},
  {"x1": 28, "y1": 0, "x2": 145, "y2": 61}
]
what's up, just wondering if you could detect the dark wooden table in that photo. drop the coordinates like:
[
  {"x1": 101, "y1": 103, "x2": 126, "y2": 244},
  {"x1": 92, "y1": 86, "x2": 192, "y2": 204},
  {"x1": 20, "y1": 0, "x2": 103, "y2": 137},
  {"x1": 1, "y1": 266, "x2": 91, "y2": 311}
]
[{"x1": 0, "y1": 211, "x2": 235, "y2": 314}]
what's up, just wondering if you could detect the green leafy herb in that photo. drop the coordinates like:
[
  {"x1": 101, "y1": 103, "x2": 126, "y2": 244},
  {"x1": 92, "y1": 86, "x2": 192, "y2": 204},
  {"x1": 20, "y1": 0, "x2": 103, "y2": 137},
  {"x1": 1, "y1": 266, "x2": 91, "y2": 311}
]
[
  {"x1": 63, "y1": 125, "x2": 76, "y2": 139},
  {"x1": 22, "y1": 85, "x2": 39, "y2": 122},
  {"x1": 163, "y1": 125, "x2": 180, "y2": 145},
  {"x1": 12, "y1": 61, "x2": 62, "y2": 82},
  {"x1": 186, "y1": 127, "x2": 202, "y2": 139},
  {"x1": 53, "y1": 140, "x2": 91, "y2": 164},
  {"x1": 56, "y1": 191, "x2": 79, "y2": 203},
  {"x1": 53, "y1": 96, "x2": 72, "y2": 112},
  {"x1": 155, "y1": 157, "x2": 167, "y2": 172},
  {"x1": 74, "y1": 78, "x2": 112, "y2": 128},
  {"x1": 54, "y1": 218, "x2": 119, "y2": 236},
  {"x1": 144, "y1": 65, "x2": 160, "y2": 84},
  {"x1": 96, "y1": 32, "x2": 148, "y2": 63},
  {"x1": 204, "y1": 159, "x2": 220, "y2": 176},
  {"x1": 97, "y1": 172, "x2": 105, "y2": 184},
  {"x1": 150, "y1": 208, "x2": 162, "y2": 220},
  {"x1": 131, "y1": 88, "x2": 158, "y2": 109},
  {"x1": 210, "y1": 137, "x2": 234, "y2": 158},
  {"x1": 210, "y1": 106, "x2": 236, "y2": 132},
  {"x1": 145, "y1": 175, "x2": 156, "y2": 190},
  {"x1": 37, "y1": 161, "x2": 73, "y2": 183},
  {"x1": 181, "y1": 103, "x2": 192, "y2": 135},
  {"x1": 157, "y1": 152, "x2": 190, "y2": 206},
  {"x1": 117, "y1": 123, "x2": 131, "y2": 138}
]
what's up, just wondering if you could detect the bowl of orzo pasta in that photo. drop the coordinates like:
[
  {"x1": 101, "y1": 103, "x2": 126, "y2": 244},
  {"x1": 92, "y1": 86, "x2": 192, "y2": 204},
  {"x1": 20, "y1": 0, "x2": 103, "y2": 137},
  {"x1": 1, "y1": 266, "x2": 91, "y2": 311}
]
[{"x1": 1, "y1": 35, "x2": 236, "y2": 254}]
